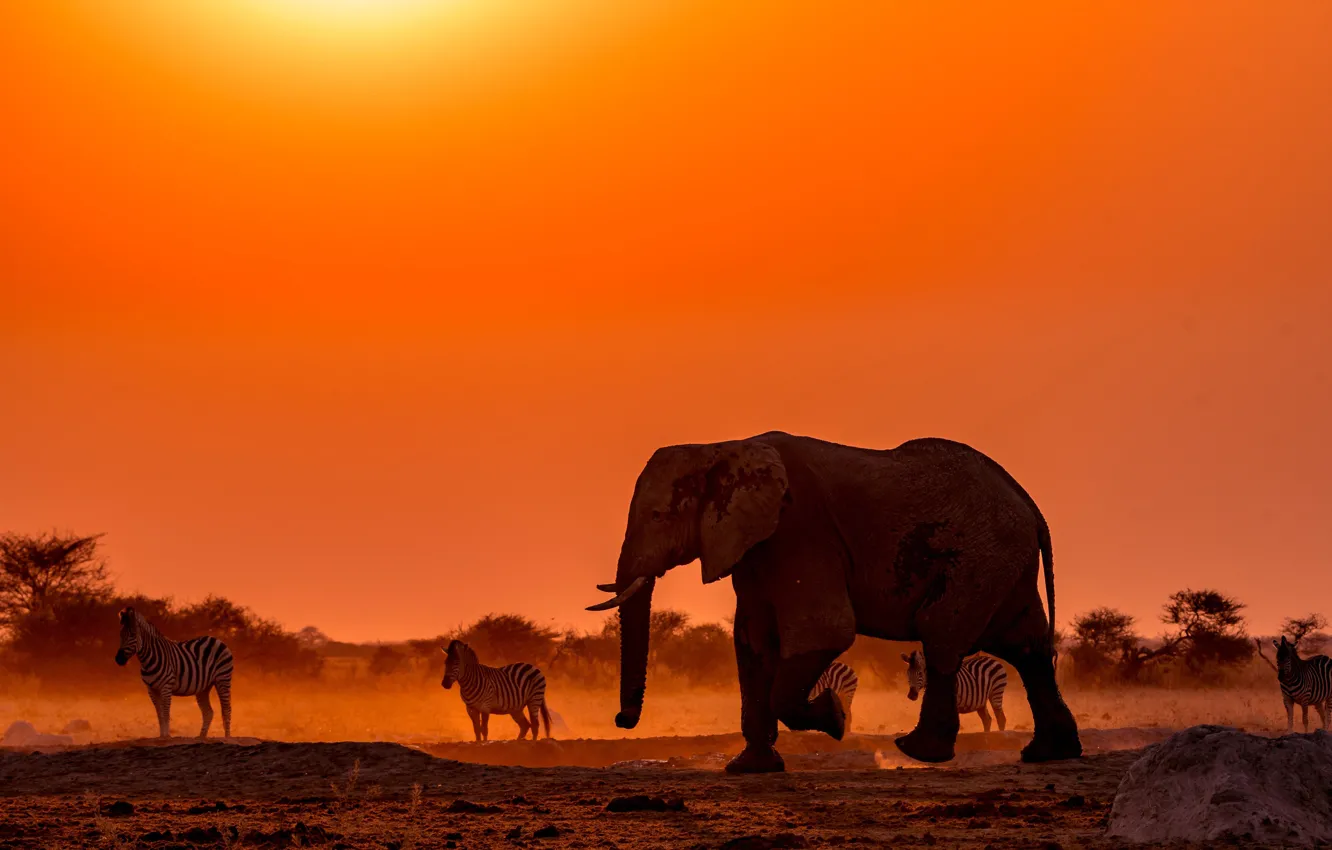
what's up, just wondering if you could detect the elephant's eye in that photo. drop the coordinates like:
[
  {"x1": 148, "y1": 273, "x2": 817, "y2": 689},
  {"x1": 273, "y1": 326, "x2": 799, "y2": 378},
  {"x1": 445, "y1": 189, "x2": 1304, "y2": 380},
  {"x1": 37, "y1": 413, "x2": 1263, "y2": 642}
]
[{"x1": 650, "y1": 510, "x2": 662, "y2": 521}]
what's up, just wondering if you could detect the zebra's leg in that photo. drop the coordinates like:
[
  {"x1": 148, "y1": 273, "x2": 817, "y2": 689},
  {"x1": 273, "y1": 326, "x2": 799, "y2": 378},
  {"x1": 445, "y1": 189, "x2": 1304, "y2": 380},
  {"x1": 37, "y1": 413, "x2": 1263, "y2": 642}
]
[
  {"x1": 196, "y1": 690, "x2": 214, "y2": 738},
  {"x1": 527, "y1": 704, "x2": 541, "y2": 740},
  {"x1": 510, "y1": 712, "x2": 530, "y2": 740},
  {"x1": 1283, "y1": 693, "x2": 1294, "y2": 733},
  {"x1": 992, "y1": 697, "x2": 1007, "y2": 732},
  {"x1": 481, "y1": 713, "x2": 491, "y2": 741},
  {"x1": 155, "y1": 690, "x2": 173, "y2": 739},
  {"x1": 217, "y1": 680, "x2": 232, "y2": 738},
  {"x1": 1302, "y1": 703, "x2": 1310, "y2": 733},
  {"x1": 466, "y1": 707, "x2": 482, "y2": 742},
  {"x1": 977, "y1": 705, "x2": 992, "y2": 733},
  {"x1": 1316, "y1": 700, "x2": 1329, "y2": 731}
]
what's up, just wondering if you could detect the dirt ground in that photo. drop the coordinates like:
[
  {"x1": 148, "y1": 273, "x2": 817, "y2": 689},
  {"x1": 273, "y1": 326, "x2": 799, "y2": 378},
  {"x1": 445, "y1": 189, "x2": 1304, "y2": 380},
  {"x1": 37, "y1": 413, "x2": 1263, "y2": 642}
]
[{"x1": 0, "y1": 728, "x2": 1276, "y2": 849}]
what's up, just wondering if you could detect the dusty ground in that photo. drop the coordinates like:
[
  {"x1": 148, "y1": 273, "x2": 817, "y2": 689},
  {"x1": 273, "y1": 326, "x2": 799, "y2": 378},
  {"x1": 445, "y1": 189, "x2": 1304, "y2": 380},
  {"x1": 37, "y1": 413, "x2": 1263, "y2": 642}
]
[
  {"x1": 0, "y1": 684, "x2": 1299, "y2": 847},
  {"x1": 0, "y1": 728, "x2": 1281, "y2": 849}
]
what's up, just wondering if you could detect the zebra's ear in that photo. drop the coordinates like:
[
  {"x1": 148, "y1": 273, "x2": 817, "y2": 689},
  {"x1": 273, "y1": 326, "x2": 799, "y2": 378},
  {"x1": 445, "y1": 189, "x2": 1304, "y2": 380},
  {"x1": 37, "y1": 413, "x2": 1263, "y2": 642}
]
[{"x1": 900, "y1": 652, "x2": 911, "y2": 663}]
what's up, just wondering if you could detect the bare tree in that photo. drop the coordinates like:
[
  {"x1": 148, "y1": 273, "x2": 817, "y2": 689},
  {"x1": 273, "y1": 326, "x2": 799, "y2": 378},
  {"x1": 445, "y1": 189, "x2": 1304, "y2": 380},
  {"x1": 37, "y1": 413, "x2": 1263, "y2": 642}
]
[
  {"x1": 0, "y1": 531, "x2": 109, "y2": 629},
  {"x1": 1280, "y1": 613, "x2": 1328, "y2": 653}
]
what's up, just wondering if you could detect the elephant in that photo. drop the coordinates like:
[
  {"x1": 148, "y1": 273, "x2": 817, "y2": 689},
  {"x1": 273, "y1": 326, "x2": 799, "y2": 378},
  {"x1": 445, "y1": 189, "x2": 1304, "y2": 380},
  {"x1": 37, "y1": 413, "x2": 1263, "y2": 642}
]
[{"x1": 587, "y1": 431, "x2": 1081, "y2": 773}]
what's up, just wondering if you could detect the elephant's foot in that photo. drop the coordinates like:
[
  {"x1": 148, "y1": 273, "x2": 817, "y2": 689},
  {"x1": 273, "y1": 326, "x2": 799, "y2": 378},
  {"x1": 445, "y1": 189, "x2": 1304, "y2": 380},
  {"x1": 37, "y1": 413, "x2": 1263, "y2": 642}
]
[
  {"x1": 894, "y1": 729, "x2": 955, "y2": 764},
  {"x1": 725, "y1": 745, "x2": 786, "y2": 774},
  {"x1": 1020, "y1": 732, "x2": 1083, "y2": 763},
  {"x1": 776, "y1": 690, "x2": 847, "y2": 741}
]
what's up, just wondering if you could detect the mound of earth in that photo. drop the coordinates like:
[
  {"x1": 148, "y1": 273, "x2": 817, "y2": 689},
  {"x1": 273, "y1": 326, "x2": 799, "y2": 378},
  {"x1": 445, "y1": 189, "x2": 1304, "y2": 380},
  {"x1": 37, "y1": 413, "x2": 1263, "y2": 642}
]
[{"x1": 1106, "y1": 725, "x2": 1332, "y2": 845}]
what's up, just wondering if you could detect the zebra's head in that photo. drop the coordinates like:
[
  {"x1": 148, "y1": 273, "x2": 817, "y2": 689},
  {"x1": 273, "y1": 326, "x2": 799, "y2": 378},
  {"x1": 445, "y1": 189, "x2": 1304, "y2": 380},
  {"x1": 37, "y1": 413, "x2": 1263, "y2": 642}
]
[
  {"x1": 900, "y1": 650, "x2": 926, "y2": 701},
  {"x1": 115, "y1": 607, "x2": 139, "y2": 666},
  {"x1": 441, "y1": 639, "x2": 472, "y2": 689},
  {"x1": 1274, "y1": 636, "x2": 1297, "y2": 675}
]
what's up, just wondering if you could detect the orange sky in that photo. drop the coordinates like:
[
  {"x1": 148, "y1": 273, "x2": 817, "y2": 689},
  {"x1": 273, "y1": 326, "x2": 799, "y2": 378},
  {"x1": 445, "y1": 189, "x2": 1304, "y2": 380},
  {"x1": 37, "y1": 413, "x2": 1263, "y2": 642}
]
[{"x1": 3, "y1": 2, "x2": 1329, "y2": 642}]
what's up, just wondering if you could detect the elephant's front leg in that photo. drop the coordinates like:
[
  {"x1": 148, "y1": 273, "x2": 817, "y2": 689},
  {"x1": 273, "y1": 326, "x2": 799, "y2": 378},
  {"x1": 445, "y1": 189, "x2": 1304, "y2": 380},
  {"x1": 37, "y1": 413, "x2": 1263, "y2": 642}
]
[
  {"x1": 771, "y1": 650, "x2": 847, "y2": 740},
  {"x1": 725, "y1": 626, "x2": 783, "y2": 774},
  {"x1": 895, "y1": 661, "x2": 960, "y2": 763}
]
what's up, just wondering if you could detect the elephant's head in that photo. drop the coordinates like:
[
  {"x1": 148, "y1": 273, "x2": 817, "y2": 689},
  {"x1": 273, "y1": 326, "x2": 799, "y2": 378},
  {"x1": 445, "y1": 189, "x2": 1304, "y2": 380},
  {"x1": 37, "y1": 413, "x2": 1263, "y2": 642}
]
[{"x1": 587, "y1": 440, "x2": 788, "y2": 729}]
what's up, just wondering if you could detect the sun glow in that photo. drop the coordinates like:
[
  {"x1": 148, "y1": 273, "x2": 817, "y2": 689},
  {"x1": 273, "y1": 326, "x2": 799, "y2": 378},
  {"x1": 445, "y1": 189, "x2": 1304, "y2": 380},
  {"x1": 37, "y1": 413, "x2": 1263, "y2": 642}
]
[{"x1": 60, "y1": 0, "x2": 657, "y2": 108}]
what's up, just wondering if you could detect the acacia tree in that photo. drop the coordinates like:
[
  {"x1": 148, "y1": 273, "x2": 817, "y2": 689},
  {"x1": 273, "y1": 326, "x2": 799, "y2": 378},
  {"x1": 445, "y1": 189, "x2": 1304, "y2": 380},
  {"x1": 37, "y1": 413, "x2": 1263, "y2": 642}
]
[
  {"x1": 1162, "y1": 588, "x2": 1253, "y2": 672},
  {"x1": 1280, "y1": 613, "x2": 1328, "y2": 653},
  {"x1": 0, "y1": 531, "x2": 109, "y2": 630},
  {"x1": 1069, "y1": 607, "x2": 1135, "y2": 680}
]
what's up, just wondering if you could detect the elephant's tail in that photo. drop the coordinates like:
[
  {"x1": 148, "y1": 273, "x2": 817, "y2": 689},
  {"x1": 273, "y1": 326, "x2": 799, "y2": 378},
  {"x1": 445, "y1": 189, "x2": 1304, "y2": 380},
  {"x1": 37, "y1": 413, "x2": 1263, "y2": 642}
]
[{"x1": 1039, "y1": 519, "x2": 1057, "y2": 662}]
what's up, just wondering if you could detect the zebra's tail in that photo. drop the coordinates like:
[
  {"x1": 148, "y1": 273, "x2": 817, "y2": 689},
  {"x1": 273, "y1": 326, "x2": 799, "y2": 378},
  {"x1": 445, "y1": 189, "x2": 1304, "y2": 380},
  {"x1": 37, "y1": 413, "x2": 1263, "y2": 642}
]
[{"x1": 539, "y1": 702, "x2": 553, "y2": 739}]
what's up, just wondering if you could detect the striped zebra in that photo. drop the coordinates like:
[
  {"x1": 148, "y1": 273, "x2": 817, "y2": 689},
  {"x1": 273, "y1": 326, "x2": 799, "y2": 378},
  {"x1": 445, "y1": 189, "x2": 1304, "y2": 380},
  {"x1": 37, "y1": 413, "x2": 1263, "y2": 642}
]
[
  {"x1": 114, "y1": 607, "x2": 233, "y2": 739},
  {"x1": 900, "y1": 650, "x2": 1007, "y2": 733},
  {"x1": 1272, "y1": 636, "x2": 1332, "y2": 732},
  {"x1": 809, "y1": 661, "x2": 859, "y2": 732},
  {"x1": 441, "y1": 640, "x2": 552, "y2": 741}
]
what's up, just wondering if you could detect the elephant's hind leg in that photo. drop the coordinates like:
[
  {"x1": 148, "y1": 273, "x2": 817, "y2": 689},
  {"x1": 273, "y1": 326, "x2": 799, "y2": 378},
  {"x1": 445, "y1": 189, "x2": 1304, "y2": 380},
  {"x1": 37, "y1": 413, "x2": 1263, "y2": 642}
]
[{"x1": 986, "y1": 642, "x2": 1080, "y2": 762}]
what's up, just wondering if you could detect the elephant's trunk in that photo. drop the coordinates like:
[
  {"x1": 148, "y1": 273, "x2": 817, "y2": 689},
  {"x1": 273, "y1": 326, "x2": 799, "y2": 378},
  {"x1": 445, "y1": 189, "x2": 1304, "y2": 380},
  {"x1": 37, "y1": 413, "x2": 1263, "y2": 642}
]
[{"x1": 615, "y1": 576, "x2": 656, "y2": 729}]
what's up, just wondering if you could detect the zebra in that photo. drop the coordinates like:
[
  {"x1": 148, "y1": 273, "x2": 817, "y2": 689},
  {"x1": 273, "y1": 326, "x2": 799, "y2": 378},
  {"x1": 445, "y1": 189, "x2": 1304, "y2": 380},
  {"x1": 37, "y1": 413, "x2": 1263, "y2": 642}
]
[
  {"x1": 1272, "y1": 636, "x2": 1332, "y2": 732},
  {"x1": 115, "y1": 606, "x2": 233, "y2": 739},
  {"x1": 441, "y1": 640, "x2": 551, "y2": 741},
  {"x1": 809, "y1": 661, "x2": 859, "y2": 732},
  {"x1": 900, "y1": 650, "x2": 1007, "y2": 733}
]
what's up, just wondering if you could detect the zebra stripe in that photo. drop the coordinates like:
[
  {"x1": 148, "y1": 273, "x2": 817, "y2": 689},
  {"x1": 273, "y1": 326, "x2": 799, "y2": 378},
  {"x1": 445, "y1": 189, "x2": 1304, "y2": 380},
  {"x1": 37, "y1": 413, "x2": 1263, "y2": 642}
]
[
  {"x1": 115, "y1": 607, "x2": 233, "y2": 739},
  {"x1": 1273, "y1": 637, "x2": 1332, "y2": 732},
  {"x1": 901, "y1": 650, "x2": 1008, "y2": 732},
  {"x1": 442, "y1": 640, "x2": 551, "y2": 741},
  {"x1": 809, "y1": 661, "x2": 859, "y2": 728}
]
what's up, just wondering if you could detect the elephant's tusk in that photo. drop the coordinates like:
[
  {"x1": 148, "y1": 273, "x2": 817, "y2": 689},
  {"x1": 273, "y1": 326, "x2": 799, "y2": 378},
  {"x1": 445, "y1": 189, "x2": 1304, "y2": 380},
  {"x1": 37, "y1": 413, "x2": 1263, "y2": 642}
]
[
  {"x1": 585, "y1": 576, "x2": 648, "y2": 611},
  {"x1": 596, "y1": 582, "x2": 618, "y2": 593}
]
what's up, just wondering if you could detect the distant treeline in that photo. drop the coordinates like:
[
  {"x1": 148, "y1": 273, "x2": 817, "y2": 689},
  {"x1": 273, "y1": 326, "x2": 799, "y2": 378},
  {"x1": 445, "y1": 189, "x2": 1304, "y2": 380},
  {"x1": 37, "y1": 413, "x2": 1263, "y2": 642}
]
[{"x1": 1, "y1": 530, "x2": 1319, "y2": 691}]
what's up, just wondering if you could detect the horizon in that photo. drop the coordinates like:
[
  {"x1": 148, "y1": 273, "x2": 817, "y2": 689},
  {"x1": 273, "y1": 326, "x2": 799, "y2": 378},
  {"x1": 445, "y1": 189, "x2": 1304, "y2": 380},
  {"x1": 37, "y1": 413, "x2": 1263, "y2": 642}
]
[{"x1": 4, "y1": 2, "x2": 1330, "y2": 643}]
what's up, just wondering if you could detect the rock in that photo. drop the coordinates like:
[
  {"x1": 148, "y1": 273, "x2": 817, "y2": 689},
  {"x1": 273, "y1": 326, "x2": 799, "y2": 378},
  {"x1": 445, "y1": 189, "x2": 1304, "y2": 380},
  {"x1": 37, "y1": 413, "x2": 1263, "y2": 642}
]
[
  {"x1": 2, "y1": 721, "x2": 73, "y2": 748},
  {"x1": 61, "y1": 719, "x2": 93, "y2": 734},
  {"x1": 447, "y1": 799, "x2": 502, "y2": 813},
  {"x1": 1107, "y1": 725, "x2": 1332, "y2": 845},
  {"x1": 605, "y1": 795, "x2": 686, "y2": 813},
  {"x1": 533, "y1": 825, "x2": 561, "y2": 838},
  {"x1": 102, "y1": 801, "x2": 135, "y2": 817}
]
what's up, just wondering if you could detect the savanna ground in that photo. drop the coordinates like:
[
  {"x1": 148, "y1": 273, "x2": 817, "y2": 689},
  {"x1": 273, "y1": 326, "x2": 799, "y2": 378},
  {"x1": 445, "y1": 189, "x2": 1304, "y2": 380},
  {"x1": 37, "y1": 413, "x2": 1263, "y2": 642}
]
[{"x1": 0, "y1": 679, "x2": 1301, "y2": 849}]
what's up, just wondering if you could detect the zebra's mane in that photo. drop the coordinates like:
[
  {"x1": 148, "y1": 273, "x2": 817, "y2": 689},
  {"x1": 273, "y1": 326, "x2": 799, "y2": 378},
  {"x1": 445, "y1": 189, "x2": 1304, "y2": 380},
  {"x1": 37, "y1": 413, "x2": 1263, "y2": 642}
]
[
  {"x1": 123, "y1": 608, "x2": 163, "y2": 641},
  {"x1": 449, "y1": 640, "x2": 480, "y2": 667}
]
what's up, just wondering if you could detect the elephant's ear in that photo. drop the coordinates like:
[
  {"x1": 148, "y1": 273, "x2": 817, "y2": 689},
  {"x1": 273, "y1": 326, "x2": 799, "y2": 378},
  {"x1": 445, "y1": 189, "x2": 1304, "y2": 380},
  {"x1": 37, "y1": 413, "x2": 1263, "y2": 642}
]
[{"x1": 698, "y1": 442, "x2": 788, "y2": 584}]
